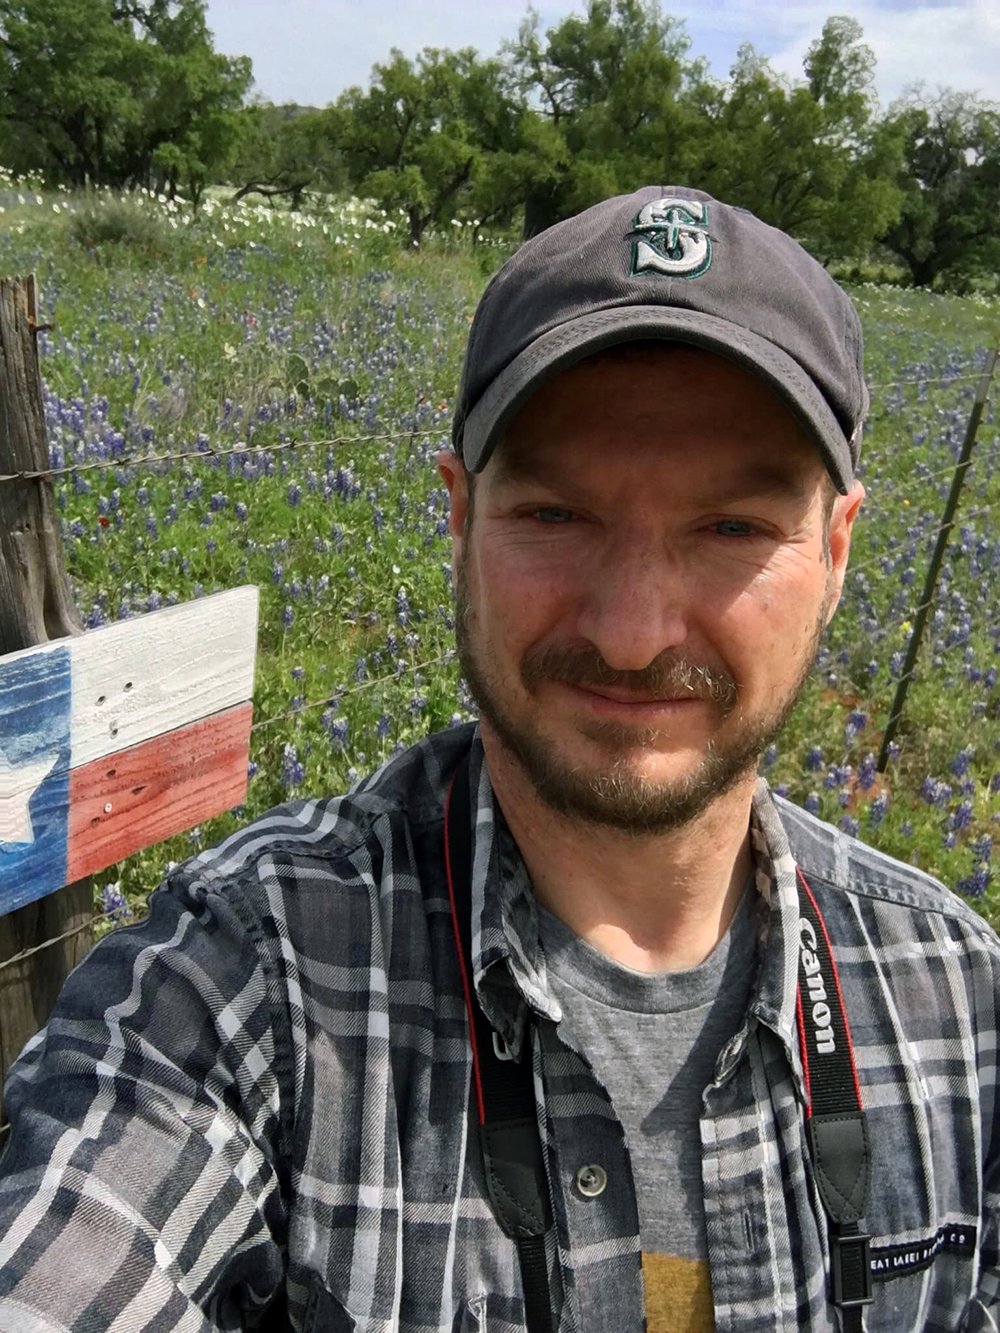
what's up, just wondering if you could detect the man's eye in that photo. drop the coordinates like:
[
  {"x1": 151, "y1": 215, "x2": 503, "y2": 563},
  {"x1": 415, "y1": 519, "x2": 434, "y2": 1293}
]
[
  {"x1": 713, "y1": 519, "x2": 756, "y2": 537},
  {"x1": 530, "y1": 507, "x2": 575, "y2": 524}
]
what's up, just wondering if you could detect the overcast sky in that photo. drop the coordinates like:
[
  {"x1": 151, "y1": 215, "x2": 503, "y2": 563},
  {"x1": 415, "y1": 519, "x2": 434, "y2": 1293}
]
[{"x1": 203, "y1": 0, "x2": 999, "y2": 112}]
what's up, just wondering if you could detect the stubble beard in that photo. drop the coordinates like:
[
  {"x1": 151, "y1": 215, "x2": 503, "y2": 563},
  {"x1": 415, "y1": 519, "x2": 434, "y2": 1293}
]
[{"x1": 453, "y1": 540, "x2": 832, "y2": 836}]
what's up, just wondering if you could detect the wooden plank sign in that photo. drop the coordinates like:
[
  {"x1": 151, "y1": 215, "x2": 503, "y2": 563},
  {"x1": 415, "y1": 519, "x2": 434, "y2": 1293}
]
[{"x1": 0, "y1": 585, "x2": 258, "y2": 914}]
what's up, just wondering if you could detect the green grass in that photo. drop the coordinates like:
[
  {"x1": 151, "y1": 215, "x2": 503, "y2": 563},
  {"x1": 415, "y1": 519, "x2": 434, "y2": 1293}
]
[{"x1": 0, "y1": 183, "x2": 998, "y2": 937}]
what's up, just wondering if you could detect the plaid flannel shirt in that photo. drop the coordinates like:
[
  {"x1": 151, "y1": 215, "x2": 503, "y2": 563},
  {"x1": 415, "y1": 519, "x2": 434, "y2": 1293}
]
[{"x1": 1, "y1": 719, "x2": 998, "y2": 1332}]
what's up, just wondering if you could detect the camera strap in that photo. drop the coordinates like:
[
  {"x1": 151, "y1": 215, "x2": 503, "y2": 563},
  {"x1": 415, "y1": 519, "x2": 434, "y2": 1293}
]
[{"x1": 444, "y1": 751, "x2": 872, "y2": 1331}]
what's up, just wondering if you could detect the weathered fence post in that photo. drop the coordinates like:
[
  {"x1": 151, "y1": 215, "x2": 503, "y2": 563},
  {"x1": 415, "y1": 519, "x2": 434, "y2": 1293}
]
[
  {"x1": 0, "y1": 275, "x2": 93, "y2": 1127},
  {"x1": 876, "y1": 346, "x2": 1000, "y2": 772}
]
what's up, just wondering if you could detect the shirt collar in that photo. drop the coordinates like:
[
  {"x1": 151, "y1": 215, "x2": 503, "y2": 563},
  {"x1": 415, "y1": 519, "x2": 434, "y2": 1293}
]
[{"x1": 464, "y1": 725, "x2": 808, "y2": 1099}]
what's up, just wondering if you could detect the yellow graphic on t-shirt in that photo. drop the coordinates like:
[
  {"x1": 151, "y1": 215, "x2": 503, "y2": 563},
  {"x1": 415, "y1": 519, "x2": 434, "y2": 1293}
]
[{"x1": 642, "y1": 1253, "x2": 715, "y2": 1332}]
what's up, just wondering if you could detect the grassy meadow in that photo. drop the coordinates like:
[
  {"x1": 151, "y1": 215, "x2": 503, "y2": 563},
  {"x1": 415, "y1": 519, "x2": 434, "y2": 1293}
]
[{"x1": 2, "y1": 180, "x2": 1000, "y2": 935}]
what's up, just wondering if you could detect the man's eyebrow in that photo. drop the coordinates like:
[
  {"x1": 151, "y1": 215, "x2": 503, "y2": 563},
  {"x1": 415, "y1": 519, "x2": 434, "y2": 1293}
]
[{"x1": 489, "y1": 454, "x2": 811, "y2": 505}]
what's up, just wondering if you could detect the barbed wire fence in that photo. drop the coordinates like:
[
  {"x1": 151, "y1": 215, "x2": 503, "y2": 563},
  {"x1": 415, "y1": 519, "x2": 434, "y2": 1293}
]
[{"x1": 0, "y1": 355, "x2": 997, "y2": 1004}]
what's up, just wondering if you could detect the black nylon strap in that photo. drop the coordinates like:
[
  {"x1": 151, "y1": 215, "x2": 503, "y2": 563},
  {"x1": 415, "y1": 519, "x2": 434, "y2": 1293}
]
[
  {"x1": 797, "y1": 869, "x2": 873, "y2": 1326},
  {"x1": 446, "y1": 751, "x2": 554, "y2": 1333}
]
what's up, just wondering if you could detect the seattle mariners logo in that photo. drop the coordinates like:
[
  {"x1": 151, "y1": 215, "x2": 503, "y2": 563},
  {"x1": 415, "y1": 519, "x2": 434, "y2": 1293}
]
[{"x1": 629, "y1": 197, "x2": 712, "y2": 279}]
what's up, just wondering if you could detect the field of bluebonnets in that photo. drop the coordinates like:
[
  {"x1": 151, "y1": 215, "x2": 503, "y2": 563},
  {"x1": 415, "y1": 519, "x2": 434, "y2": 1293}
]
[{"x1": 2, "y1": 175, "x2": 1000, "y2": 935}]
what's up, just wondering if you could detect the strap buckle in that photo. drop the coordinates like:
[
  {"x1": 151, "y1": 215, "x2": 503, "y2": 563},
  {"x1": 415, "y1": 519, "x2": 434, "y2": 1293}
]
[
  {"x1": 493, "y1": 1030, "x2": 514, "y2": 1061},
  {"x1": 831, "y1": 1230, "x2": 873, "y2": 1309}
]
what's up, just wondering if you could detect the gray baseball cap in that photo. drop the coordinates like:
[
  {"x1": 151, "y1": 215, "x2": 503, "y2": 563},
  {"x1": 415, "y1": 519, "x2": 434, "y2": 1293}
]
[{"x1": 451, "y1": 185, "x2": 868, "y2": 494}]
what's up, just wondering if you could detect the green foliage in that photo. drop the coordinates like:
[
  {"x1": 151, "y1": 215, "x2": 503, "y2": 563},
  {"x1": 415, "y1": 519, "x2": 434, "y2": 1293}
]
[
  {"x1": 226, "y1": 104, "x2": 347, "y2": 208},
  {"x1": 64, "y1": 193, "x2": 172, "y2": 256},
  {"x1": 334, "y1": 47, "x2": 520, "y2": 246},
  {"x1": 0, "y1": 0, "x2": 250, "y2": 196},
  {"x1": 881, "y1": 89, "x2": 1000, "y2": 289},
  {"x1": 1, "y1": 0, "x2": 998, "y2": 288},
  {"x1": 505, "y1": 0, "x2": 699, "y2": 233}
]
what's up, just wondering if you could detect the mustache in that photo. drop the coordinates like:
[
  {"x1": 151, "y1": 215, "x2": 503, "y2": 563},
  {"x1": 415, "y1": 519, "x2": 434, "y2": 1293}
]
[{"x1": 524, "y1": 651, "x2": 739, "y2": 710}]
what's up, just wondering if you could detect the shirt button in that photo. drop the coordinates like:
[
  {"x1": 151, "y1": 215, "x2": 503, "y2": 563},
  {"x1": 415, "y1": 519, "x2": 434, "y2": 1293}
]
[{"x1": 575, "y1": 1163, "x2": 608, "y2": 1198}]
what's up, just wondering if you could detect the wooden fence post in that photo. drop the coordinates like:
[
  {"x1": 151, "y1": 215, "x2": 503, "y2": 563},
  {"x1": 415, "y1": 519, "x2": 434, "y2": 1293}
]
[{"x1": 0, "y1": 275, "x2": 93, "y2": 1126}]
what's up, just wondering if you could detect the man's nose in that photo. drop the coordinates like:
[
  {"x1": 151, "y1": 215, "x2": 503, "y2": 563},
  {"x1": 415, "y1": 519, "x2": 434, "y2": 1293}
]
[{"x1": 575, "y1": 542, "x2": 691, "y2": 674}]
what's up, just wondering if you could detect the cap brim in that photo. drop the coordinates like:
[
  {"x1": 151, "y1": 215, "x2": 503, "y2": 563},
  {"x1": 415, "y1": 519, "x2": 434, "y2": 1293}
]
[{"x1": 460, "y1": 305, "x2": 853, "y2": 494}]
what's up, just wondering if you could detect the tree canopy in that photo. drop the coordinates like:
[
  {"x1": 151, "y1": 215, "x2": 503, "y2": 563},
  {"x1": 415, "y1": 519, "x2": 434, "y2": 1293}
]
[{"x1": 0, "y1": 0, "x2": 997, "y2": 289}]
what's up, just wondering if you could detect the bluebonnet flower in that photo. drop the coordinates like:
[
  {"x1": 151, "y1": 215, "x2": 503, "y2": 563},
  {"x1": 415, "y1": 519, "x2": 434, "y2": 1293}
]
[
  {"x1": 840, "y1": 816, "x2": 859, "y2": 837},
  {"x1": 858, "y1": 754, "x2": 877, "y2": 791},
  {"x1": 762, "y1": 745, "x2": 777, "y2": 769},
  {"x1": 247, "y1": 761, "x2": 260, "y2": 779},
  {"x1": 804, "y1": 792, "x2": 820, "y2": 815},
  {"x1": 282, "y1": 605, "x2": 294, "y2": 628},
  {"x1": 210, "y1": 491, "x2": 229, "y2": 511},
  {"x1": 958, "y1": 865, "x2": 991, "y2": 898},
  {"x1": 100, "y1": 882, "x2": 132, "y2": 922},
  {"x1": 287, "y1": 482, "x2": 302, "y2": 508},
  {"x1": 943, "y1": 830, "x2": 958, "y2": 850},
  {"x1": 324, "y1": 714, "x2": 349, "y2": 750},
  {"x1": 354, "y1": 657, "x2": 368, "y2": 683},
  {"x1": 951, "y1": 801, "x2": 974, "y2": 831},
  {"x1": 235, "y1": 501, "x2": 249, "y2": 521},
  {"x1": 291, "y1": 665, "x2": 305, "y2": 680},
  {"x1": 377, "y1": 714, "x2": 392, "y2": 738},
  {"x1": 868, "y1": 794, "x2": 889, "y2": 828},
  {"x1": 952, "y1": 748, "x2": 972, "y2": 778},
  {"x1": 775, "y1": 783, "x2": 789, "y2": 798},
  {"x1": 971, "y1": 836, "x2": 993, "y2": 862},
  {"x1": 282, "y1": 743, "x2": 305, "y2": 790}
]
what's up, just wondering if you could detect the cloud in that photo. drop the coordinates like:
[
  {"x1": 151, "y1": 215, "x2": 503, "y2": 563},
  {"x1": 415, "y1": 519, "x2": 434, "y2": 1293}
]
[
  {"x1": 677, "y1": 0, "x2": 1000, "y2": 108},
  {"x1": 205, "y1": 0, "x2": 1000, "y2": 110}
]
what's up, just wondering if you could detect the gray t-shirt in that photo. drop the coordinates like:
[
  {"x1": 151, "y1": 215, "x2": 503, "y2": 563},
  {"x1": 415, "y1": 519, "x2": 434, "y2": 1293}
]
[{"x1": 536, "y1": 879, "x2": 757, "y2": 1264}]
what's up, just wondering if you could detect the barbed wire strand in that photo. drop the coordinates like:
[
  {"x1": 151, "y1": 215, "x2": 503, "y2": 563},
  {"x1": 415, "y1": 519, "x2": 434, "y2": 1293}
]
[
  {"x1": 0, "y1": 426, "x2": 454, "y2": 485},
  {"x1": 848, "y1": 492, "x2": 995, "y2": 579},
  {"x1": 0, "y1": 904, "x2": 139, "y2": 975},
  {"x1": 249, "y1": 648, "x2": 457, "y2": 734},
  {"x1": 866, "y1": 371, "x2": 984, "y2": 392},
  {"x1": 0, "y1": 367, "x2": 990, "y2": 487}
]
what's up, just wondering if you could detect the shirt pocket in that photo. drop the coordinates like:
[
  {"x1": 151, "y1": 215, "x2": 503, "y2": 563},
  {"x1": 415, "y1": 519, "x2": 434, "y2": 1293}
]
[
  {"x1": 303, "y1": 1276, "x2": 492, "y2": 1333},
  {"x1": 302, "y1": 1278, "x2": 356, "y2": 1333}
]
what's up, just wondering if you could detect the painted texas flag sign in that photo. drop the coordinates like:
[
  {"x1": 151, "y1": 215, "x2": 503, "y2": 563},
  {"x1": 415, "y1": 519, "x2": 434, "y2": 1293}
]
[{"x1": 0, "y1": 585, "x2": 258, "y2": 915}]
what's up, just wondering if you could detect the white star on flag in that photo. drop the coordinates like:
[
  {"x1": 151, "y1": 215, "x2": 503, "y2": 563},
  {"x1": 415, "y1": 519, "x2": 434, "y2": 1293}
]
[{"x1": 0, "y1": 746, "x2": 58, "y2": 847}]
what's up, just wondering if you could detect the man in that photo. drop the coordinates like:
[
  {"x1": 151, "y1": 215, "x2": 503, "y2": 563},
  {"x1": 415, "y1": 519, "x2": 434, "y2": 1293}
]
[{"x1": 0, "y1": 186, "x2": 997, "y2": 1333}]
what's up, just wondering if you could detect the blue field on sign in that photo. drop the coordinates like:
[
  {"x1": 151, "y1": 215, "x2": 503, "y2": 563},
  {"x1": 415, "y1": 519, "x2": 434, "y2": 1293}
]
[{"x1": 0, "y1": 646, "x2": 72, "y2": 913}]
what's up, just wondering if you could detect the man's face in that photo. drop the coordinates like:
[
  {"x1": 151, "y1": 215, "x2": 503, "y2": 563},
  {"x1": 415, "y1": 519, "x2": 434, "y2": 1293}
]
[{"x1": 439, "y1": 344, "x2": 863, "y2": 835}]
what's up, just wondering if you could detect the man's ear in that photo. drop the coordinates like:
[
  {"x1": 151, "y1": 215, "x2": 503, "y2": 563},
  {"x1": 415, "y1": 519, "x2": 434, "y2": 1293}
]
[
  {"x1": 825, "y1": 479, "x2": 865, "y2": 624},
  {"x1": 436, "y1": 449, "x2": 470, "y2": 567}
]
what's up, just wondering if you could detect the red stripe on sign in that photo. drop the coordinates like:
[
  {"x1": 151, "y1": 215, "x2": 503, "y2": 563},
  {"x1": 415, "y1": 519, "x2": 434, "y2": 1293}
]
[{"x1": 67, "y1": 702, "x2": 252, "y2": 882}]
